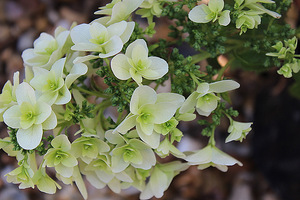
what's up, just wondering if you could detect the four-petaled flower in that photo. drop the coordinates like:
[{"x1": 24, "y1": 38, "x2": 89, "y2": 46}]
[
  {"x1": 185, "y1": 144, "x2": 243, "y2": 172},
  {"x1": 180, "y1": 80, "x2": 240, "y2": 117},
  {"x1": 189, "y1": 0, "x2": 231, "y2": 26},
  {"x1": 3, "y1": 82, "x2": 57, "y2": 150},
  {"x1": 111, "y1": 39, "x2": 168, "y2": 85}
]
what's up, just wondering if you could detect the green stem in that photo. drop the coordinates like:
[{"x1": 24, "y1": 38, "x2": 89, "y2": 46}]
[
  {"x1": 73, "y1": 85, "x2": 109, "y2": 98},
  {"x1": 116, "y1": 112, "x2": 124, "y2": 125},
  {"x1": 208, "y1": 126, "x2": 216, "y2": 146},
  {"x1": 190, "y1": 73, "x2": 201, "y2": 86},
  {"x1": 190, "y1": 51, "x2": 211, "y2": 64}
]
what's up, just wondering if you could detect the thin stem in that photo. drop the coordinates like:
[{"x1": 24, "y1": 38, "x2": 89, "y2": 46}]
[
  {"x1": 190, "y1": 73, "x2": 201, "y2": 86},
  {"x1": 208, "y1": 126, "x2": 216, "y2": 146},
  {"x1": 191, "y1": 51, "x2": 211, "y2": 64},
  {"x1": 116, "y1": 112, "x2": 124, "y2": 125},
  {"x1": 73, "y1": 85, "x2": 109, "y2": 98}
]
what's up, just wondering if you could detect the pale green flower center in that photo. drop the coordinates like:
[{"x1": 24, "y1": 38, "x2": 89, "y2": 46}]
[
  {"x1": 134, "y1": 60, "x2": 147, "y2": 71},
  {"x1": 137, "y1": 112, "x2": 153, "y2": 124},
  {"x1": 90, "y1": 31, "x2": 109, "y2": 45},
  {"x1": 20, "y1": 103, "x2": 36, "y2": 123},
  {"x1": 47, "y1": 80, "x2": 58, "y2": 91},
  {"x1": 123, "y1": 148, "x2": 135, "y2": 162},
  {"x1": 35, "y1": 40, "x2": 58, "y2": 55}
]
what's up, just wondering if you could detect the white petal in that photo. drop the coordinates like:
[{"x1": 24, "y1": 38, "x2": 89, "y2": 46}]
[
  {"x1": 114, "y1": 114, "x2": 137, "y2": 134},
  {"x1": 99, "y1": 36, "x2": 123, "y2": 58},
  {"x1": 196, "y1": 107, "x2": 213, "y2": 117},
  {"x1": 111, "y1": 153, "x2": 129, "y2": 173},
  {"x1": 188, "y1": 5, "x2": 211, "y2": 23},
  {"x1": 22, "y1": 49, "x2": 35, "y2": 66},
  {"x1": 149, "y1": 167, "x2": 168, "y2": 198},
  {"x1": 196, "y1": 82, "x2": 210, "y2": 94},
  {"x1": 219, "y1": 10, "x2": 231, "y2": 26},
  {"x1": 140, "y1": 184, "x2": 154, "y2": 199},
  {"x1": 131, "y1": 43, "x2": 148, "y2": 63},
  {"x1": 156, "y1": 93, "x2": 185, "y2": 108},
  {"x1": 105, "y1": 130, "x2": 125, "y2": 144},
  {"x1": 225, "y1": 129, "x2": 241, "y2": 143},
  {"x1": 38, "y1": 91, "x2": 58, "y2": 106},
  {"x1": 95, "y1": 170, "x2": 114, "y2": 184},
  {"x1": 123, "y1": 0, "x2": 144, "y2": 15},
  {"x1": 73, "y1": 55, "x2": 99, "y2": 64},
  {"x1": 86, "y1": 173, "x2": 106, "y2": 189},
  {"x1": 209, "y1": 80, "x2": 240, "y2": 93},
  {"x1": 107, "y1": 21, "x2": 127, "y2": 37},
  {"x1": 142, "y1": 57, "x2": 168, "y2": 80},
  {"x1": 132, "y1": 149, "x2": 156, "y2": 170},
  {"x1": 111, "y1": 54, "x2": 131, "y2": 80},
  {"x1": 16, "y1": 82, "x2": 36, "y2": 105},
  {"x1": 130, "y1": 86, "x2": 157, "y2": 114},
  {"x1": 42, "y1": 111, "x2": 57, "y2": 130},
  {"x1": 185, "y1": 146, "x2": 212, "y2": 164},
  {"x1": 3, "y1": 105, "x2": 21, "y2": 128},
  {"x1": 125, "y1": 39, "x2": 148, "y2": 58},
  {"x1": 115, "y1": 171, "x2": 133, "y2": 182},
  {"x1": 30, "y1": 67, "x2": 49, "y2": 91},
  {"x1": 139, "y1": 122, "x2": 154, "y2": 136},
  {"x1": 51, "y1": 58, "x2": 65, "y2": 78},
  {"x1": 119, "y1": 21, "x2": 135, "y2": 44},
  {"x1": 55, "y1": 85, "x2": 71, "y2": 105},
  {"x1": 211, "y1": 147, "x2": 243, "y2": 166},
  {"x1": 179, "y1": 92, "x2": 198, "y2": 114},
  {"x1": 17, "y1": 124, "x2": 43, "y2": 150},
  {"x1": 35, "y1": 101, "x2": 52, "y2": 124},
  {"x1": 208, "y1": 0, "x2": 224, "y2": 12},
  {"x1": 71, "y1": 43, "x2": 100, "y2": 52},
  {"x1": 89, "y1": 22, "x2": 108, "y2": 39},
  {"x1": 136, "y1": 125, "x2": 160, "y2": 149},
  {"x1": 151, "y1": 103, "x2": 178, "y2": 124},
  {"x1": 55, "y1": 164, "x2": 73, "y2": 178},
  {"x1": 70, "y1": 24, "x2": 91, "y2": 44},
  {"x1": 65, "y1": 63, "x2": 88, "y2": 88}
]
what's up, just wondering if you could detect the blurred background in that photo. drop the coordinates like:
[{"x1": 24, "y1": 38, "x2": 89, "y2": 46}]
[{"x1": 0, "y1": 0, "x2": 300, "y2": 200}]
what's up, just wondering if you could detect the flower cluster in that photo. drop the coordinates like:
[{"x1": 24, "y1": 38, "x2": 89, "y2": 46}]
[
  {"x1": 188, "y1": 0, "x2": 281, "y2": 34},
  {"x1": 1, "y1": 0, "x2": 293, "y2": 199},
  {"x1": 266, "y1": 36, "x2": 300, "y2": 78}
]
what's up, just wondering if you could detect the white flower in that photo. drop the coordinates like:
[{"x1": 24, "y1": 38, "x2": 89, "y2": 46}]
[
  {"x1": 140, "y1": 161, "x2": 188, "y2": 199},
  {"x1": 188, "y1": 0, "x2": 231, "y2": 26},
  {"x1": 3, "y1": 82, "x2": 57, "y2": 150},
  {"x1": 226, "y1": 120, "x2": 252, "y2": 143},
  {"x1": 30, "y1": 58, "x2": 71, "y2": 105},
  {"x1": 114, "y1": 85, "x2": 185, "y2": 148},
  {"x1": 0, "y1": 72, "x2": 19, "y2": 121},
  {"x1": 180, "y1": 80, "x2": 240, "y2": 117},
  {"x1": 111, "y1": 39, "x2": 168, "y2": 85},
  {"x1": 94, "y1": 0, "x2": 144, "y2": 26},
  {"x1": 22, "y1": 26, "x2": 71, "y2": 70},
  {"x1": 185, "y1": 144, "x2": 242, "y2": 172},
  {"x1": 70, "y1": 21, "x2": 134, "y2": 63}
]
